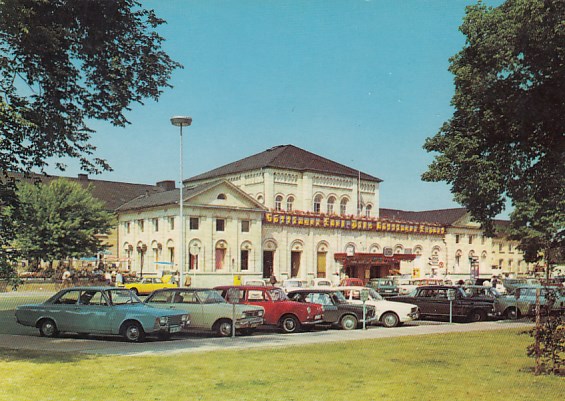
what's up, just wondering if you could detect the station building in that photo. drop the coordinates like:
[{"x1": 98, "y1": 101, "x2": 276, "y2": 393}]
[{"x1": 116, "y1": 145, "x2": 528, "y2": 286}]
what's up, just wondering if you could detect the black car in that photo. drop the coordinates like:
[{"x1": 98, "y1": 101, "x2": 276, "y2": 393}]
[
  {"x1": 393, "y1": 285, "x2": 495, "y2": 322},
  {"x1": 287, "y1": 289, "x2": 377, "y2": 330}
]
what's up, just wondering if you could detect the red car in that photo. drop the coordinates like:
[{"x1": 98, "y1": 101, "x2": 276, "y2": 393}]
[
  {"x1": 339, "y1": 278, "x2": 365, "y2": 287},
  {"x1": 215, "y1": 285, "x2": 324, "y2": 333}
]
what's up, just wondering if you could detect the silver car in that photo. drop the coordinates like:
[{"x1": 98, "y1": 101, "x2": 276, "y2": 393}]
[{"x1": 15, "y1": 287, "x2": 190, "y2": 342}]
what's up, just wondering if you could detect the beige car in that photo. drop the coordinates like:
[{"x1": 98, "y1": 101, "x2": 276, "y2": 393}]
[{"x1": 144, "y1": 288, "x2": 264, "y2": 337}]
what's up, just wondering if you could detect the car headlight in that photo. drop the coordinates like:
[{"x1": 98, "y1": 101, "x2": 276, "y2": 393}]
[
  {"x1": 257, "y1": 310, "x2": 264, "y2": 317},
  {"x1": 159, "y1": 316, "x2": 168, "y2": 325},
  {"x1": 181, "y1": 314, "x2": 190, "y2": 322}
]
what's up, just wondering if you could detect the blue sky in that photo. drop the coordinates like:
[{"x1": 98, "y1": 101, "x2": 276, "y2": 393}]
[{"x1": 46, "y1": 0, "x2": 507, "y2": 216}]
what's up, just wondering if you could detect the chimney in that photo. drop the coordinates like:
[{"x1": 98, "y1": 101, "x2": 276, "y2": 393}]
[
  {"x1": 78, "y1": 173, "x2": 88, "y2": 181},
  {"x1": 156, "y1": 180, "x2": 176, "y2": 191}
]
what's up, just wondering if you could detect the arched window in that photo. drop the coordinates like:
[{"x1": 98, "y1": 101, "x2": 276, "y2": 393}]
[
  {"x1": 286, "y1": 196, "x2": 294, "y2": 211},
  {"x1": 275, "y1": 195, "x2": 283, "y2": 211},
  {"x1": 365, "y1": 204, "x2": 372, "y2": 218},
  {"x1": 340, "y1": 198, "x2": 348, "y2": 215},
  {"x1": 257, "y1": 195, "x2": 264, "y2": 204},
  {"x1": 217, "y1": 193, "x2": 227, "y2": 200},
  {"x1": 327, "y1": 196, "x2": 336, "y2": 214},
  {"x1": 313, "y1": 194, "x2": 322, "y2": 213}
]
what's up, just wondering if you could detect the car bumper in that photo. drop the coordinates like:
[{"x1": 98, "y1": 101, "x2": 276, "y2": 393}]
[
  {"x1": 235, "y1": 317, "x2": 264, "y2": 329},
  {"x1": 361, "y1": 316, "x2": 378, "y2": 324},
  {"x1": 301, "y1": 318, "x2": 326, "y2": 326}
]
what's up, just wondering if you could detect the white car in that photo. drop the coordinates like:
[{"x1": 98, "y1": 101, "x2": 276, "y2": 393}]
[
  {"x1": 336, "y1": 286, "x2": 419, "y2": 327},
  {"x1": 309, "y1": 278, "x2": 333, "y2": 288},
  {"x1": 243, "y1": 278, "x2": 268, "y2": 286},
  {"x1": 281, "y1": 279, "x2": 308, "y2": 293}
]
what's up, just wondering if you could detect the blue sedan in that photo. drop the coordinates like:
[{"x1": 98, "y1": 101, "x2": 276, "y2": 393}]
[{"x1": 15, "y1": 287, "x2": 190, "y2": 342}]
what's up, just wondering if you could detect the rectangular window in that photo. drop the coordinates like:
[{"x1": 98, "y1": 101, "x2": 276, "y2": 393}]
[
  {"x1": 241, "y1": 220, "x2": 250, "y2": 233},
  {"x1": 190, "y1": 217, "x2": 199, "y2": 230},
  {"x1": 216, "y1": 219, "x2": 225, "y2": 232},
  {"x1": 481, "y1": 235, "x2": 485, "y2": 245},
  {"x1": 468, "y1": 235, "x2": 473, "y2": 244},
  {"x1": 153, "y1": 218, "x2": 159, "y2": 232},
  {"x1": 169, "y1": 247, "x2": 175, "y2": 264},
  {"x1": 138, "y1": 219, "x2": 144, "y2": 232},
  {"x1": 169, "y1": 217, "x2": 175, "y2": 231},
  {"x1": 126, "y1": 222, "x2": 131, "y2": 234},
  {"x1": 455, "y1": 235, "x2": 460, "y2": 244},
  {"x1": 508, "y1": 243, "x2": 512, "y2": 252},
  {"x1": 241, "y1": 250, "x2": 249, "y2": 270}
]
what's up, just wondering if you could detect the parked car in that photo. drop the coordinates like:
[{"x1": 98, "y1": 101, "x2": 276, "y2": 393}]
[
  {"x1": 309, "y1": 278, "x2": 334, "y2": 288},
  {"x1": 494, "y1": 286, "x2": 565, "y2": 319},
  {"x1": 462, "y1": 285, "x2": 501, "y2": 299},
  {"x1": 287, "y1": 288, "x2": 377, "y2": 330},
  {"x1": 144, "y1": 288, "x2": 264, "y2": 337},
  {"x1": 338, "y1": 277, "x2": 365, "y2": 287},
  {"x1": 393, "y1": 285, "x2": 495, "y2": 322},
  {"x1": 280, "y1": 279, "x2": 308, "y2": 293},
  {"x1": 215, "y1": 285, "x2": 324, "y2": 333},
  {"x1": 366, "y1": 278, "x2": 399, "y2": 297},
  {"x1": 242, "y1": 278, "x2": 268, "y2": 286},
  {"x1": 118, "y1": 275, "x2": 178, "y2": 295},
  {"x1": 336, "y1": 286, "x2": 419, "y2": 327},
  {"x1": 14, "y1": 287, "x2": 190, "y2": 342},
  {"x1": 397, "y1": 278, "x2": 444, "y2": 295}
]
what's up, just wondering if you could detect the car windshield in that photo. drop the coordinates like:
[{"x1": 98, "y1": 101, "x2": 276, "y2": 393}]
[
  {"x1": 106, "y1": 289, "x2": 142, "y2": 305},
  {"x1": 367, "y1": 288, "x2": 383, "y2": 300},
  {"x1": 196, "y1": 290, "x2": 226, "y2": 304},
  {"x1": 332, "y1": 291, "x2": 348, "y2": 304},
  {"x1": 268, "y1": 288, "x2": 289, "y2": 301}
]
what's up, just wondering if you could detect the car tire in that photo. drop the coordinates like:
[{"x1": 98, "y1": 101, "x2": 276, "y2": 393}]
[
  {"x1": 340, "y1": 314, "x2": 358, "y2": 330},
  {"x1": 505, "y1": 307, "x2": 520, "y2": 320},
  {"x1": 122, "y1": 321, "x2": 145, "y2": 342},
  {"x1": 467, "y1": 309, "x2": 487, "y2": 322},
  {"x1": 215, "y1": 319, "x2": 233, "y2": 337},
  {"x1": 279, "y1": 315, "x2": 300, "y2": 334},
  {"x1": 381, "y1": 312, "x2": 400, "y2": 328},
  {"x1": 39, "y1": 319, "x2": 59, "y2": 338}
]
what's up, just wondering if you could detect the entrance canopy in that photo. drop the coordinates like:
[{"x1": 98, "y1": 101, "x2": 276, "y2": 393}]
[{"x1": 334, "y1": 252, "x2": 416, "y2": 282}]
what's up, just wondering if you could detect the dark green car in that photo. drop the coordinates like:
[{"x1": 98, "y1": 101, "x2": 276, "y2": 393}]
[
  {"x1": 15, "y1": 287, "x2": 190, "y2": 342},
  {"x1": 366, "y1": 278, "x2": 399, "y2": 297}
]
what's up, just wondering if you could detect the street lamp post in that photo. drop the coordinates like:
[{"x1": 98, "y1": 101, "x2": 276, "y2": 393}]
[{"x1": 170, "y1": 116, "x2": 192, "y2": 288}]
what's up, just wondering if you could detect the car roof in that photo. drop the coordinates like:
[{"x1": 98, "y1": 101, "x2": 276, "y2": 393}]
[
  {"x1": 335, "y1": 286, "x2": 367, "y2": 291},
  {"x1": 287, "y1": 288, "x2": 337, "y2": 293},
  {"x1": 214, "y1": 285, "x2": 280, "y2": 290}
]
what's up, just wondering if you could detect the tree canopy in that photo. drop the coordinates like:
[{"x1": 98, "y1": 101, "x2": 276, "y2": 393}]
[
  {"x1": 12, "y1": 178, "x2": 114, "y2": 265},
  {"x1": 423, "y1": 0, "x2": 564, "y2": 263},
  {"x1": 0, "y1": 0, "x2": 180, "y2": 277}
]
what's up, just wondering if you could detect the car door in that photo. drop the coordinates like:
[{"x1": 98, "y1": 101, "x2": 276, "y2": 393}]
[
  {"x1": 76, "y1": 289, "x2": 112, "y2": 334},
  {"x1": 50, "y1": 289, "x2": 83, "y2": 332},
  {"x1": 244, "y1": 289, "x2": 276, "y2": 324},
  {"x1": 429, "y1": 288, "x2": 450, "y2": 316},
  {"x1": 412, "y1": 289, "x2": 435, "y2": 315},
  {"x1": 306, "y1": 292, "x2": 338, "y2": 323}
]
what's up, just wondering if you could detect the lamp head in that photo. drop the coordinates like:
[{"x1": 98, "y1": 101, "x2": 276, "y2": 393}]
[{"x1": 170, "y1": 116, "x2": 192, "y2": 127}]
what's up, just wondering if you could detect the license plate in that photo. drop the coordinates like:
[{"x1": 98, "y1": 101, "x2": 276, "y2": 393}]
[{"x1": 169, "y1": 326, "x2": 181, "y2": 333}]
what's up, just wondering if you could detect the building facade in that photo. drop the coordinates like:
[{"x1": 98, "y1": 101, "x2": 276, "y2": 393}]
[{"x1": 116, "y1": 145, "x2": 529, "y2": 286}]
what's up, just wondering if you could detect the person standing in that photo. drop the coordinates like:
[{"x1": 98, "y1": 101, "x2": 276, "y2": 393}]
[{"x1": 269, "y1": 274, "x2": 277, "y2": 286}]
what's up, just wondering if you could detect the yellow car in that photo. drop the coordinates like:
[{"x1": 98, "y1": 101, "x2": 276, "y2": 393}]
[{"x1": 120, "y1": 275, "x2": 178, "y2": 295}]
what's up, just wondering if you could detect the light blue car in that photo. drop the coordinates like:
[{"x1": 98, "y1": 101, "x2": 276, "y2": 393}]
[{"x1": 15, "y1": 287, "x2": 190, "y2": 342}]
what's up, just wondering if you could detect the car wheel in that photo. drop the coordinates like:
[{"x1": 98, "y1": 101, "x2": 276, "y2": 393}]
[
  {"x1": 505, "y1": 307, "x2": 520, "y2": 320},
  {"x1": 468, "y1": 309, "x2": 487, "y2": 322},
  {"x1": 381, "y1": 312, "x2": 400, "y2": 328},
  {"x1": 215, "y1": 319, "x2": 233, "y2": 337},
  {"x1": 280, "y1": 315, "x2": 300, "y2": 334},
  {"x1": 122, "y1": 321, "x2": 145, "y2": 342},
  {"x1": 340, "y1": 314, "x2": 358, "y2": 330},
  {"x1": 39, "y1": 319, "x2": 59, "y2": 338}
]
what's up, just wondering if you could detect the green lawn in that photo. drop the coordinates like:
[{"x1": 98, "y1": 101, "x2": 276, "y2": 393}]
[{"x1": 0, "y1": 329, "x2": 562, "y2": 401}]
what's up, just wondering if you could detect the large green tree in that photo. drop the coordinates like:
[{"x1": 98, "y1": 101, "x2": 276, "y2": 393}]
[
  {"x1": 423, "y1": 0, "x2": 565, "y2": 264},
  {"x1": 12, "y1": 178, "x2": 114, "y2": 266},
  {"x1": 0, "y1": 0, "x2": 181, "y2": 277}
]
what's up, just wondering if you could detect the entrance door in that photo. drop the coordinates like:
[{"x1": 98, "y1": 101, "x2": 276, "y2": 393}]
[
  {"x1": 291, "y1": 251, "x2": 301, "y2": 277},
  {"x1": 263, "y1": 251, "x2": 274, "y2": 279},
  {"x1": 316, "y1": 252, "x2": 327, "y2": 278}
]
